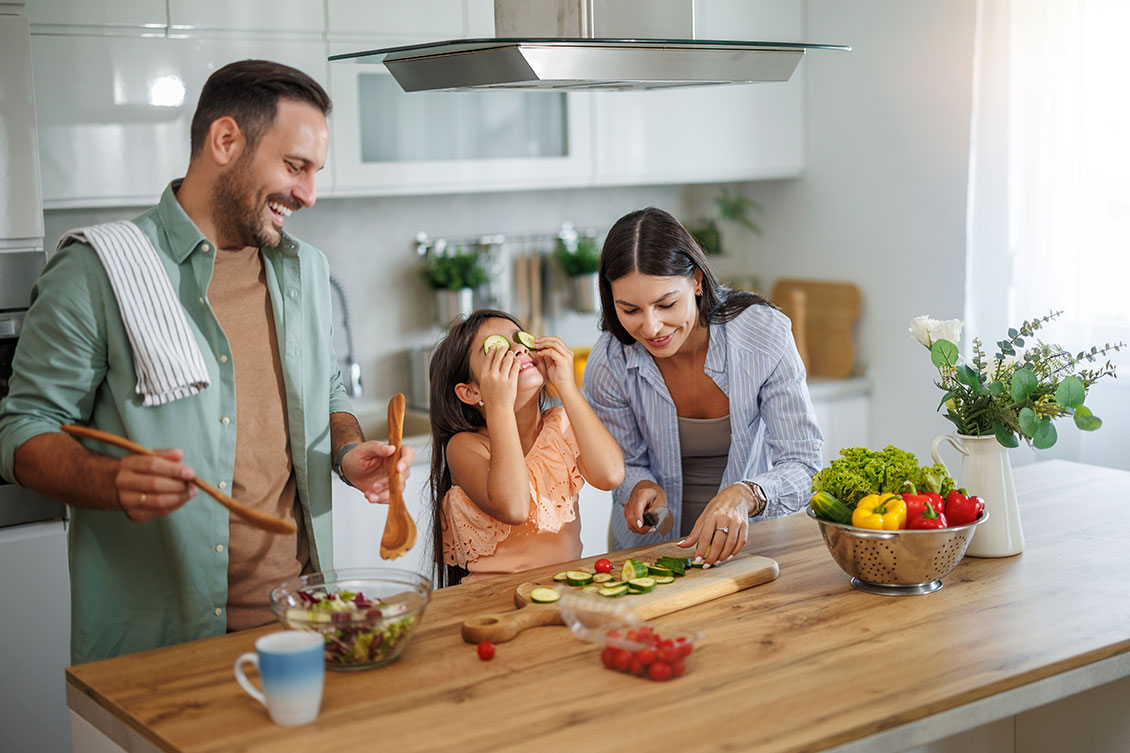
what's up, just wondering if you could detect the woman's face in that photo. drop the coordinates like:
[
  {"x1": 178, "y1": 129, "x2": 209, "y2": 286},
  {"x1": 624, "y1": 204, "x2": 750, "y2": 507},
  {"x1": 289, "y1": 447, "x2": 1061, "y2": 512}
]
[
  {"x1": 609, "y1": 271, "x2": 702, "y2": 358},
  {"x1": 465, "y1": 317, "x2": 546, "y2": 392}
]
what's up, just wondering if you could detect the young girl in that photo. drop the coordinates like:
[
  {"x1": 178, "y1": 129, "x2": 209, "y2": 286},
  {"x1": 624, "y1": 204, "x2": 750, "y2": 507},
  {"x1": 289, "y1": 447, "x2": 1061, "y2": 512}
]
[{"x1": 428, "y1": 309, "x2": 625, "y2": 585}]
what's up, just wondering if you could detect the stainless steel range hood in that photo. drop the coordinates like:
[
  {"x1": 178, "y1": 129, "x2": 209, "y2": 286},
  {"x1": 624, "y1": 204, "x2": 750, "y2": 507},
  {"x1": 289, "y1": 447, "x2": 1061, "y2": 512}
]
[{"x1": 329, "y1": 0, "x2": 849, "y2": 93}]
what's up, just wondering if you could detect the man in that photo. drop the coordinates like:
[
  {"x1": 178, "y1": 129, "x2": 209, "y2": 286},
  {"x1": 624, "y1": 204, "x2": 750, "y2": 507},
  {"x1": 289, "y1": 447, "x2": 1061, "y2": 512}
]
[{"x1": 0, "y1": 60, "x2": 411, "y2": 664}]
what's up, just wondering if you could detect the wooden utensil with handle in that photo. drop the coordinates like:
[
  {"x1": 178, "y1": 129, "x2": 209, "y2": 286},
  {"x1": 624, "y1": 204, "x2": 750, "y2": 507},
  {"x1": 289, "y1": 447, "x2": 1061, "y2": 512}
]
[
  {"x1": 461, "y1": 549, "x2": 779, "y2": 644},
  {"x1": 60, "y1": 424, "x2": 297, "y2": 534},
  {"x1": 379, "y1": 393, "x2": 418, "y2": 560}
]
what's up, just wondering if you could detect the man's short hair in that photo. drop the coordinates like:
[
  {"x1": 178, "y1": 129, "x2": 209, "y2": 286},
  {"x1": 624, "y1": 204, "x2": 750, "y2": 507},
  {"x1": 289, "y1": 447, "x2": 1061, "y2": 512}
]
[{"x1": 189, "y1": 59, "x2": 332, "y2": 157}]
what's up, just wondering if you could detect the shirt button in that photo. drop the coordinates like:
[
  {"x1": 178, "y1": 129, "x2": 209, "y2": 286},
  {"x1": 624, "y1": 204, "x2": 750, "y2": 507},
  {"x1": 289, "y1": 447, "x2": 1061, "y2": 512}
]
[
  {"x1": 218, "y1": 481, "x2": 228, "y2": 490},
  {"x1": 221, "y1": 416, "x2": 231, "y2": 425},
  {"x1": 219, "y1": 354, "x2": 229, "y2": 364},
  {"x1": 214, "y1": 607, "x2": 223, "y2": 617},
  {"x1": 198, "y1": 296, "x2": 205, "y2": 305},
  {"x1": 215, "y1": 544, "x2": 224, "y2": 552},
  {"x1": 201, "y1": 244, "x2": 211, "y2": 254},
  {"x1": 288, "y1": 289, "x2": 298, "y2": 300}
]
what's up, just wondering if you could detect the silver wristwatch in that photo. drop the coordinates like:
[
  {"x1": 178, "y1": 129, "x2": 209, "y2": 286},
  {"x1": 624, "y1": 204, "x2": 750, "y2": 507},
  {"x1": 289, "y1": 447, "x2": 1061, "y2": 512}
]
[{"x1": 740, "y1": 480, "x2": 768, "y2": 517}]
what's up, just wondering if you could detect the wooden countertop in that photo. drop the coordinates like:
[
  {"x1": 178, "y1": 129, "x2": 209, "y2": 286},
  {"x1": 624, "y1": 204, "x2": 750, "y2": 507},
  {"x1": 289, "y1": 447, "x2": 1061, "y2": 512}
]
[{"x1": 67, "y1": 460, "x2": 1130, "y2": 753}]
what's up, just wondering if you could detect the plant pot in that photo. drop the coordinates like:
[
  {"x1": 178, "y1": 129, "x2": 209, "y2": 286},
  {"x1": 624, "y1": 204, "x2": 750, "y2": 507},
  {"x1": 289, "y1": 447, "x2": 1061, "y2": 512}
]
[
  {"x1": 434, "y1": 287, "x2": 474, "y2": 327},
  {"x1": 568, "y1": 273, "x2": 599, "y2": 313},
  {"x1": 931, "y1": 433, "x2": 1024, "y2": 557}
]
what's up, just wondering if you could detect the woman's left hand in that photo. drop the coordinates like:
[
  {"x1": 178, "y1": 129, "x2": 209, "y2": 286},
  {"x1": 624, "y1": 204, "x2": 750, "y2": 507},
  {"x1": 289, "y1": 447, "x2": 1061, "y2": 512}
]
[
  {"x1": 534, "y1": 335, "x2": 577, "y2": 394},
  {"x1": 676, "y1": 483, "x2": 757, "y2": 566}
]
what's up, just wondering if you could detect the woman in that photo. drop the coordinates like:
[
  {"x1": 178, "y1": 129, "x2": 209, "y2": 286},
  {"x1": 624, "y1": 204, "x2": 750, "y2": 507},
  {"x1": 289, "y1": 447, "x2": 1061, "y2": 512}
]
[{"x1": 582, "y1": 207, "x2": 822, "y2": 566}]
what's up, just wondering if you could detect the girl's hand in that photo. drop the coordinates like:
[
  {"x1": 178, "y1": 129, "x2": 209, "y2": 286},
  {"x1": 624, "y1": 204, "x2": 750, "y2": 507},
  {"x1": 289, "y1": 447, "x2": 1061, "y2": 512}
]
[
  {"x1": 478, "y1": 343, "x2": 520, "y2": 410},
  {"x1": 676, "y1": 483, "x2": 756, "y2": 566},
  {"x1": 625, "y1": 480, "x2": 667, "y2": 534},
  {"x1": 534, "y1": 335, "x2": 577, "y2": 395}
]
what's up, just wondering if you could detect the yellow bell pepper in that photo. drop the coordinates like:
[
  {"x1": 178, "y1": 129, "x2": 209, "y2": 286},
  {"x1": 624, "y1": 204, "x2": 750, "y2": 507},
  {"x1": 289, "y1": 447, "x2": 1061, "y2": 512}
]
[{"x1": 852, "y1": 493, "x2": 907, "y2": 530}]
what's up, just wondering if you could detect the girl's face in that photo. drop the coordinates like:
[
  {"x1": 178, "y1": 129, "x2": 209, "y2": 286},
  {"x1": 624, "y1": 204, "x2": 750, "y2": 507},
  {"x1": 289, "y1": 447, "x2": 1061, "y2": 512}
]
[
  {"x1": 609, "y1": 270, "x2": 703, "y2": 358},
  {"x1": 465, "y1": 317, "x2": 546, "y2": 392}
]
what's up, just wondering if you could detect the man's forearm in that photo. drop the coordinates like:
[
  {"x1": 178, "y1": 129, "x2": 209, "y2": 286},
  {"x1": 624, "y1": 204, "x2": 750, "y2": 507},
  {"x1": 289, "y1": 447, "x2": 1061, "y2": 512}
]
[
  {"x1": 330, "y1": 411, "x2": 365, "y2": 464},
  {"x1": 13, "y1": 433, "x2": 122, "y2": 510}
]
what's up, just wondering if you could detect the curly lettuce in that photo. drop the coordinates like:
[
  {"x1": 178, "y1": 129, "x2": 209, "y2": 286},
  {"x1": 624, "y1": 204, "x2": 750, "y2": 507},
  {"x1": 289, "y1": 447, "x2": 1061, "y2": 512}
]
[{"x1": 811, "y1": 445, "x2": 955, "y2": 507}]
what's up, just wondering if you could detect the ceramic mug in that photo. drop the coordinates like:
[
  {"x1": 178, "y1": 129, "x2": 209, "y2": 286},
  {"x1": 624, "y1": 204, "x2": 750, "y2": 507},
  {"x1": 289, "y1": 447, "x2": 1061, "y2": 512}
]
[{"x1": 234, "y1": 631, "x2": 325, "y2": 726}]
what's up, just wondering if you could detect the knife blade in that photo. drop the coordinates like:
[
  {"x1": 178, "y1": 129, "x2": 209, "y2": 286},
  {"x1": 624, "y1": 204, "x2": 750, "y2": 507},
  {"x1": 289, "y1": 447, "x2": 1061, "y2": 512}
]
[{"x1": 643, "y1": 506, "x2": 674, "y2": 536}]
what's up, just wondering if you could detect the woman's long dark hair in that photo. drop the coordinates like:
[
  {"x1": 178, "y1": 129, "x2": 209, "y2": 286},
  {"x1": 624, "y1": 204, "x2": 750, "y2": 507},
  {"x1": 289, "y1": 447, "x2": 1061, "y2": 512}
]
[
  {"x1": 597, "y1": 207, "x2": 776, "y2": 344},
  {"x1": 427, "y1": 309, "x2": 539, "y2": 587}
]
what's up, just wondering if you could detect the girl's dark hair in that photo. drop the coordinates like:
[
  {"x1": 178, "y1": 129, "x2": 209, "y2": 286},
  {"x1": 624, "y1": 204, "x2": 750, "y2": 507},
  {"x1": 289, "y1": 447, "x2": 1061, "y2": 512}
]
[
  {"x1": 190, "y1": 59, "x2": 332, "y2": 158},
  {"x1": 597, "y1": 207, "x2": 776, "y2": 344},
  {"x1": 427, "y1": 309, "x2": 540, "y2": 587}
]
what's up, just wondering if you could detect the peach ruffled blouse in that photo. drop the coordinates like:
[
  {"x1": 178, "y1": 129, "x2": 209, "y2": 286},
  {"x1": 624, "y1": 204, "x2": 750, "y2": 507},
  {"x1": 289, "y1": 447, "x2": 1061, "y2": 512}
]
[{"x1": 441, "y1": 407, "x2": 584, "y2": 582}]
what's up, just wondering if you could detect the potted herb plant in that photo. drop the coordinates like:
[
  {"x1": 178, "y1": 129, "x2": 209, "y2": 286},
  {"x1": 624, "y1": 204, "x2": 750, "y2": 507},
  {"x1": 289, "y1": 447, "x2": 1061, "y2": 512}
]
[
  {"x1": 421, "y1": 246, "x2": 489, "y2": 325},
  {"x1": 688, "y1": 187, "x2": 762, "y2": 256},
  {"x1": 553, "y1": 234, "x2": 601, "y2": 313}
]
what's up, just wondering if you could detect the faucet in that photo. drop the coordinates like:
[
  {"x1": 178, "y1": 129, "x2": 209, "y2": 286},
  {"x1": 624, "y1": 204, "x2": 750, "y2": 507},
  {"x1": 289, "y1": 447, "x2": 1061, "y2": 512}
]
[{"x1": 329, "y1": 275, "x2": 363, "y2": 398}]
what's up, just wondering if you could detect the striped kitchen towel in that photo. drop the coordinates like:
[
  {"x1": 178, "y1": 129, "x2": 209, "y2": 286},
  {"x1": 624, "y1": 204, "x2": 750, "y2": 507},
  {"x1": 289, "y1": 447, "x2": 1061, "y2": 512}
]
[{"x1": 58, "y1": 221, "x2": 210, "y2": 407}]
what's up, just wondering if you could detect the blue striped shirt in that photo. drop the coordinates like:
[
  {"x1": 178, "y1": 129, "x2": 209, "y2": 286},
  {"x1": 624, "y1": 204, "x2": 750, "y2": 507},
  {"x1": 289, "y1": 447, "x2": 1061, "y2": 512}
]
[{"x1": 582, "y1": 304, "x2": 823, "y2": 550}]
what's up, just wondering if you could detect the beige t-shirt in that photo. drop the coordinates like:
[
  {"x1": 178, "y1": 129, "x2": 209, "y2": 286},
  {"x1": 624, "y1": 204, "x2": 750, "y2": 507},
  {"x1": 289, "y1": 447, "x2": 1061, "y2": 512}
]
[{"x1": 209, "y1": 247, "x2": 308, "y2": 631}]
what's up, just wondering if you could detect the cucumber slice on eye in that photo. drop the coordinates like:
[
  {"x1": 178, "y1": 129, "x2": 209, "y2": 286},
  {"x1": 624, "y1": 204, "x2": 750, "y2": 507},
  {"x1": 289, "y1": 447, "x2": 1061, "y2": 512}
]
[
  {"x1": 483, "y1": 334, "x2": 509, "y2": 353},
  {"x1": 515, "y1": 330, "x2": 537, "y2": 349}
]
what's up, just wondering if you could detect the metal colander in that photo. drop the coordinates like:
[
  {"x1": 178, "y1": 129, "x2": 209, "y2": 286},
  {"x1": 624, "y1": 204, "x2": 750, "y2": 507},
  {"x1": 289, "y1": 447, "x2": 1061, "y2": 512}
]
[{"x1": 807, "y1": 508, "x2": 989, "y2": 596}]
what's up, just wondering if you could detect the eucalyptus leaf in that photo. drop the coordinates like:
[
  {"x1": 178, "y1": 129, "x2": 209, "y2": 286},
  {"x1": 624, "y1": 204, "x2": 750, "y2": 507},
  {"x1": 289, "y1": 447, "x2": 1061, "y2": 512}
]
[
  {"x1": 993, "y1": 421, "x2": 1019, "y2": 448},
  {"x1": 1018, "y1": 407, "x2": 1039, "y2": 436},
  {"x1": 1073, "y1": 405, "x2": 1103, "y2": 431},
  {"x1": 1054, "y1": 375, "x2": 1086, "y2": 408},
  {"x1": 931, "y1": 339, "x2": 959, "y2": 368},
  {"x1": 1032, "y1": 420, "x2": 1058, "y2": 449},
  {"x1": 1010, "y1": 368, "x2": 1038, "y2": 401},
  {"x1": 988, "y1": 381, "x2": 1005, "y2": 396}
]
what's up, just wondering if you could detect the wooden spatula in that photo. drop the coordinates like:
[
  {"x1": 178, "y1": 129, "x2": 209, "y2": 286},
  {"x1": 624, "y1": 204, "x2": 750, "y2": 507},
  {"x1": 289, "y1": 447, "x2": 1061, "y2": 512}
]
[
  {"x1": 379, "y1": 393, "x2": 418, "y2": 560},
  {"x1": 60, "y1": 424, "x2": 297, "y2": 534}
]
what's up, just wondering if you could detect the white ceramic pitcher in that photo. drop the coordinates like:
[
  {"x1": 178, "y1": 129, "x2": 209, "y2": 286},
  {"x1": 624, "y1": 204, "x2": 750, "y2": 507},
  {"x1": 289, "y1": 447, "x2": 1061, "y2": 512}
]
[{"x1": 931, "y1": 434, "x2": 1024, "y2": 557}]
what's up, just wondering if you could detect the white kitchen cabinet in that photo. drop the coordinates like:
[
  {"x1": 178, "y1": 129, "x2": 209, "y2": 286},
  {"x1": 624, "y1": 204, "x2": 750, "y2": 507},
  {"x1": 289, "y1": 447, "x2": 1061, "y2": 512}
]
[
  {"x1": 168, "y1": 0, "x2": 325, "y2": 36},
  {"x1": 809, "y1": 377, "x2": 871, "y2": 465},
  {"x1": 579, "y1": 484, "x2": 613, "y2": 558},
  {"x1": 0, "y1": 12, "x2": 44, "y2": 246},
  {"x1": 27, "y1": 0, "x2": 166, "y2": 33},
  {"x1": 328, "y1": 43, "x2": 594, "y2": 196},
  {"x1": 591, "y1": 0, "x2": 806, "y2": 186},
  {"x1": 31, "y1": 34, "x2": 333, "y2": 209},
  {"x1": 326, "y1": 0, "x2": 466, "y2": 41}
]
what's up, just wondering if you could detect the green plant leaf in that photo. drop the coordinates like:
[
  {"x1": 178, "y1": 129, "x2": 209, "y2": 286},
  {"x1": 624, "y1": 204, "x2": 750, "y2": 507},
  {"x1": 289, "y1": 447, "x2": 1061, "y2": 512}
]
[
  {"x1": 993, "y1": 421, "x2": 1019, "y2": 447},
  {"x1": 936, "y1": 391, "x2": 957, "y2": 411},
  {"x1": 1073, "y1": 405, "x2": 1103, "y2": 431},
  {"x1": 1054, "y1": 375, "x2": 1086, "y2": 408},
  {"x1": 1010, "y1": 368, "x2": 1038, "y2": 401},
  {"x1": 1018, "y1": 406, "x2": 1039, "y2": 436},
  {"x1": 988, "y1": 381, "x2": 1005, "y2": 396},
  {"x1": 956, "y1": 364, "x2": 981, "y2": 393},
  {"x1": 1032, "y1": 419, "x2": 1058, "y2": 449},
  {"x1": 931, "y1": 339, "x2": 959, "y2": 368}
]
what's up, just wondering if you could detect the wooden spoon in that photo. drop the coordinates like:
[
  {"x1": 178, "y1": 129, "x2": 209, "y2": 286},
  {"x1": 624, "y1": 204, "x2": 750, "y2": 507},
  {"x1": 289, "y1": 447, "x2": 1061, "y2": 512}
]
[
  {"x1": 379, "y1": 393, "x2": 418, "y2": 560},
  {"x1": 60, "y1": 424, "x2": 297, "y2": 535}
]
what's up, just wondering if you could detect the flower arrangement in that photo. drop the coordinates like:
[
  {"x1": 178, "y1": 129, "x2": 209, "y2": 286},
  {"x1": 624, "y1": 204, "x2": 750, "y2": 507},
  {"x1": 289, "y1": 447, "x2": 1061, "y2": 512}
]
[{"x1": 911, "y1": 312, "x2": 1123, "y2": 449}]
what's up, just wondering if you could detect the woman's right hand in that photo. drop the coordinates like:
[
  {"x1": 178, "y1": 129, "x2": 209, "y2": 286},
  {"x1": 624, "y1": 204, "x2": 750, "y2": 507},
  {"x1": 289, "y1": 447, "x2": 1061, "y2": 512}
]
[
  {"x1": 625, "y1": 479, "x2": 667, "y2": 534},
  {"x1": 478, "y1": 343, "x2": 520, "y2": 410}
]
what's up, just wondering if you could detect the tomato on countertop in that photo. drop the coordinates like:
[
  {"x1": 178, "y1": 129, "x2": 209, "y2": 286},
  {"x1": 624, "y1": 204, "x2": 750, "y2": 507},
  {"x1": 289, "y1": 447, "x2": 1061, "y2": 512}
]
[
  {"x1": 594, "y1": 558, "x2": 613, "y2": 574},
  {"x1": 477, "y1": 641, "x2": 495, "y2": 661}
]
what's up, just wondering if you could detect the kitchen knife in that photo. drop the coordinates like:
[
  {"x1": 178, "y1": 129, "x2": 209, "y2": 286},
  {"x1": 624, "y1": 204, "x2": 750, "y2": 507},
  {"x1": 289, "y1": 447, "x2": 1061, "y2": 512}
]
[{"x1": 643, "y1": 506, "x2": 674, "y2": 536}]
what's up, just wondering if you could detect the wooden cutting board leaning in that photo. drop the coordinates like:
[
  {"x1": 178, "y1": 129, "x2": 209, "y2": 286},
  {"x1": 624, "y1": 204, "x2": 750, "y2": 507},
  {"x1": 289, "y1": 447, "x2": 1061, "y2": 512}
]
[
  {"x1": 770, "y1": 278, "x2": 862, "y2": 379},
  {"x1": 461, "y1": 547, "x2": 779, "y2": 644}
]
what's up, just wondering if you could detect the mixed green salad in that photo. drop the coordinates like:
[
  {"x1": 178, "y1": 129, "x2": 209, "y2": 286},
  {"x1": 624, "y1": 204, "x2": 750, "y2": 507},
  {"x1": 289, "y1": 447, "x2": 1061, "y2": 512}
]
[{"x1": 284, "y1": 589, "x2": 417, "y2": 667}]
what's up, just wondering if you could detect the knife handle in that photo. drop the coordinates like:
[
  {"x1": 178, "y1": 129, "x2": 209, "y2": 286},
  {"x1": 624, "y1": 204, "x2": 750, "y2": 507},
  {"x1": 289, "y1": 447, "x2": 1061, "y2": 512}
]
[{"x1": 461, "y1": 605, "x2": 565, "y2": 645}]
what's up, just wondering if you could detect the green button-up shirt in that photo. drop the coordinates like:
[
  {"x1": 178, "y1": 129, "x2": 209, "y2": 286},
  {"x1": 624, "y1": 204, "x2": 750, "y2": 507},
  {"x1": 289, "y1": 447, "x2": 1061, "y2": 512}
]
[{"x1": 0, "y1": 183, "x2": 353, "y2": 665}]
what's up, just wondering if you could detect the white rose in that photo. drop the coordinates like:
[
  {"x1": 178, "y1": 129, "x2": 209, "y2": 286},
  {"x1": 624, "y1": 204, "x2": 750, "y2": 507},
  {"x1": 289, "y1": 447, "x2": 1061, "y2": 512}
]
[{"x1": 909, "y1": 316, "x2": 963, "y2": 348}]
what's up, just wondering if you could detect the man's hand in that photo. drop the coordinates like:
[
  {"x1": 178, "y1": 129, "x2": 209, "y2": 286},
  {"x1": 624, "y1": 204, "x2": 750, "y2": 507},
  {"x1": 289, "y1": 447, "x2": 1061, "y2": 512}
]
[
  {"x1": 341, "y1": 441, "x2": 415, "y2": 504},
  {"x1": 114, "y1": 448, "x2": 198, "y2": 522}
]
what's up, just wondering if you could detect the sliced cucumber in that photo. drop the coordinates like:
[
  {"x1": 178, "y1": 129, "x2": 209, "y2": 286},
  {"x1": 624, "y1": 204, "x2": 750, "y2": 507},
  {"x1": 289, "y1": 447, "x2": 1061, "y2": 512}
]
[
  {"x1": 581, "y1": 585, "x2": 600, "y2": 593},
  {"x1": 552, "y1": 571, "x2": 570, "y2": 582},
  {"x1": 515, "y1": 330, "x2": 537, "y2": 349},
  {"x1": 627, "y1": 577, "x2": 656, "y2": 593},
  {"x1": 565, "y1": 570, "x2": 594, "y2": 587},
  {"x1": 620, "y1": 559, "x2": 647, "y2": 582},
  {"x1": 598, "y1": 584, "x2": 630, "y2": 598},
  {"x1": 601, "y1": 580, "x2": 626, "y2": 589},
  {"x1": 482, "y1": 334, "x2": 509, "y2": 353},
  {"x1": 647, "y1": 564, "x2": 674, "y2": 578},
  {"x1": 654, "y1": 575, "x2": 675, "y2": 585},
  {"x1": 592, "y1": 572, "x2": 614, "y2": 584},
  {"x1": 529, "y1": 587, "x2": 561, "y2": 603}
]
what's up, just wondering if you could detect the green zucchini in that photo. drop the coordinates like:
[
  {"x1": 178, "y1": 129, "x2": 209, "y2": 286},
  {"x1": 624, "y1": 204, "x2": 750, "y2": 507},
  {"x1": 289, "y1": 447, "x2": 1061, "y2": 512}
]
[
  {"x1": 810, "y1": 491, "x2": 853, "y2": 525},
  {"x1": 565, "y1": 570, "x2": 594, "y2": 587}
]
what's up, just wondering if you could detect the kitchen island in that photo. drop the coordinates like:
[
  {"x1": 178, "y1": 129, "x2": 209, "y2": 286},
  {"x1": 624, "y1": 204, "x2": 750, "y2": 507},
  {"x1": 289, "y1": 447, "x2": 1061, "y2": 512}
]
[{"x1": 67, "y1": 460, "x2": 1130, "y2": 753}]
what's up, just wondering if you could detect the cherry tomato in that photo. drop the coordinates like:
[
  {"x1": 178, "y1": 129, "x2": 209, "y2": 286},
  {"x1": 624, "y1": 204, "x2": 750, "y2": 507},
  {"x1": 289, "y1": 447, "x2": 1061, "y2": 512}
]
[
  {"x1": 671, "y1": 657, "x2": 687, "y2": 678},
  {"x1": 659, "y1": 645, "x2": 681, "y2": 664},
  {"x1": 476, "y1": 640, "x2": 495, "y2": 661},
  {"x1": 635, "y1": 646, "x2": 657, "y2": 666},
  {"x1": 677, "y1": 639, "x2": 694, "y2": 658},
  {"x1": 594, "y1": 558, "x2": 613, "y2": 574},
  {"x1": 613, "y1": 649, "x2": 633, "y2": 672},
  {"x1": 648, "y1": 661, "x2": 673, "y2": 681},
  {"x1": 630, "y1": 656, "x2": 644, "y2": 676},
  {"x1": 601, "y1": 646, "x2": 617, "y2": 669}
]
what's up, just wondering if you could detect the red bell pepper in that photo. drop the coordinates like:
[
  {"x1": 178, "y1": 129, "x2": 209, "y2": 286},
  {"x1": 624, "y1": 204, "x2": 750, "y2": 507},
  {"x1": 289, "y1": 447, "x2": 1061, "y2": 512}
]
[
  {"x1": 945, "y1": 489, "x2": 985, "y2": 526},
  {"x1": 903, "y1": 484, "x2": 947, "y2": 522},
  {"x1": 907, "y1": 498, "x2": 948, "y2": 529}
]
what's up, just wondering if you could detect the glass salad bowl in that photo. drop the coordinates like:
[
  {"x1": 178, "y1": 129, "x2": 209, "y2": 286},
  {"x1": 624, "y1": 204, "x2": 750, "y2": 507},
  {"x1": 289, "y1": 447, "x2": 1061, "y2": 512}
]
[{"x1": 270, "y1": 567, "x2": 432, "y2": 671}]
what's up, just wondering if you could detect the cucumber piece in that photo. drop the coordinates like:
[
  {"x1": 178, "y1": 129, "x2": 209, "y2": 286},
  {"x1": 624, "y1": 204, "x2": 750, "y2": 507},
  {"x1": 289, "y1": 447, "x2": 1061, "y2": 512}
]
[
  {"x1": 627, "y1": 577, "x2": 656, "y2": 593},
  {"x1": 620, "y1": 559, "x2": 647, "y2": 582},
  {"x1": 654, "y1": 575, "x2": 675, "y2": 585},
  {"x1": 656, "y1": 557, "x2": 688, "y2": 575},
  {"x1": 482, "y1": 334, "x2": 509, "y2": 353},
  {"x1": 565, "y1": 570, "x2": 594, "y2": 587},
  {"x1": 591, "y1": 572, "x2": 614, "y2": 583},
  {"x1": 581, "y1": 585, "x2": 600, "y2": 593},
  {"x1": 515, "y1": 330, "x2": 537, "y2": 349},
  {"x1": 529, "y1": 587, "x2": 561, "y2": 603},
  {"x1": 647, "y1": 564, "x2": 674, "y2": 578},
  {"x1": 552, "y1": 571, "x2": 570, "y2": 582},
  {"x1": 601, "y1": 580, "x2": 626, "y2": 589},
  {"x1": 598, "y1": 585, "x2": 629, "y2": 598}
]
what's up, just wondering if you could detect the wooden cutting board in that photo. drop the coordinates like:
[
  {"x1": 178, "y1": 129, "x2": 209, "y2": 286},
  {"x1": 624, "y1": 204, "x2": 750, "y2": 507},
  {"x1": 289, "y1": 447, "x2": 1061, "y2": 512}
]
[
  {"x1": 461, "y1": 548, "x2": 778, "y2": 644},
  {"x1": 770, "y1": 278, "x2": 861, "y2": 379}
]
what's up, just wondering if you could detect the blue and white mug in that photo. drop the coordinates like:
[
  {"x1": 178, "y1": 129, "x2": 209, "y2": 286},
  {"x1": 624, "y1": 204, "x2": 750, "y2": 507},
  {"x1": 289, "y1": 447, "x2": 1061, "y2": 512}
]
[{"x1": 234, "y1": 631, "x2": 325, "y2": 726}]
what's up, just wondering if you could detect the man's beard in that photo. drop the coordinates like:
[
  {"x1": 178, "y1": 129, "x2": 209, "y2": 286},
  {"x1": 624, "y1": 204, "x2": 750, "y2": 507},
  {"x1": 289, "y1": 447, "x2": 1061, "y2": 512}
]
[{"x1": 212, "y1": 153, "x2": 279, "y2": 250}]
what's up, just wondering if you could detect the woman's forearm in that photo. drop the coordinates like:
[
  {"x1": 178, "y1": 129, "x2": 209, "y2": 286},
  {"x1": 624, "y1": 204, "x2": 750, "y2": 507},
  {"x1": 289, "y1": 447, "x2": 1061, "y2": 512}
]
[{"x1": 558, "y1": 386, "x2": 625, "y2": 490}]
